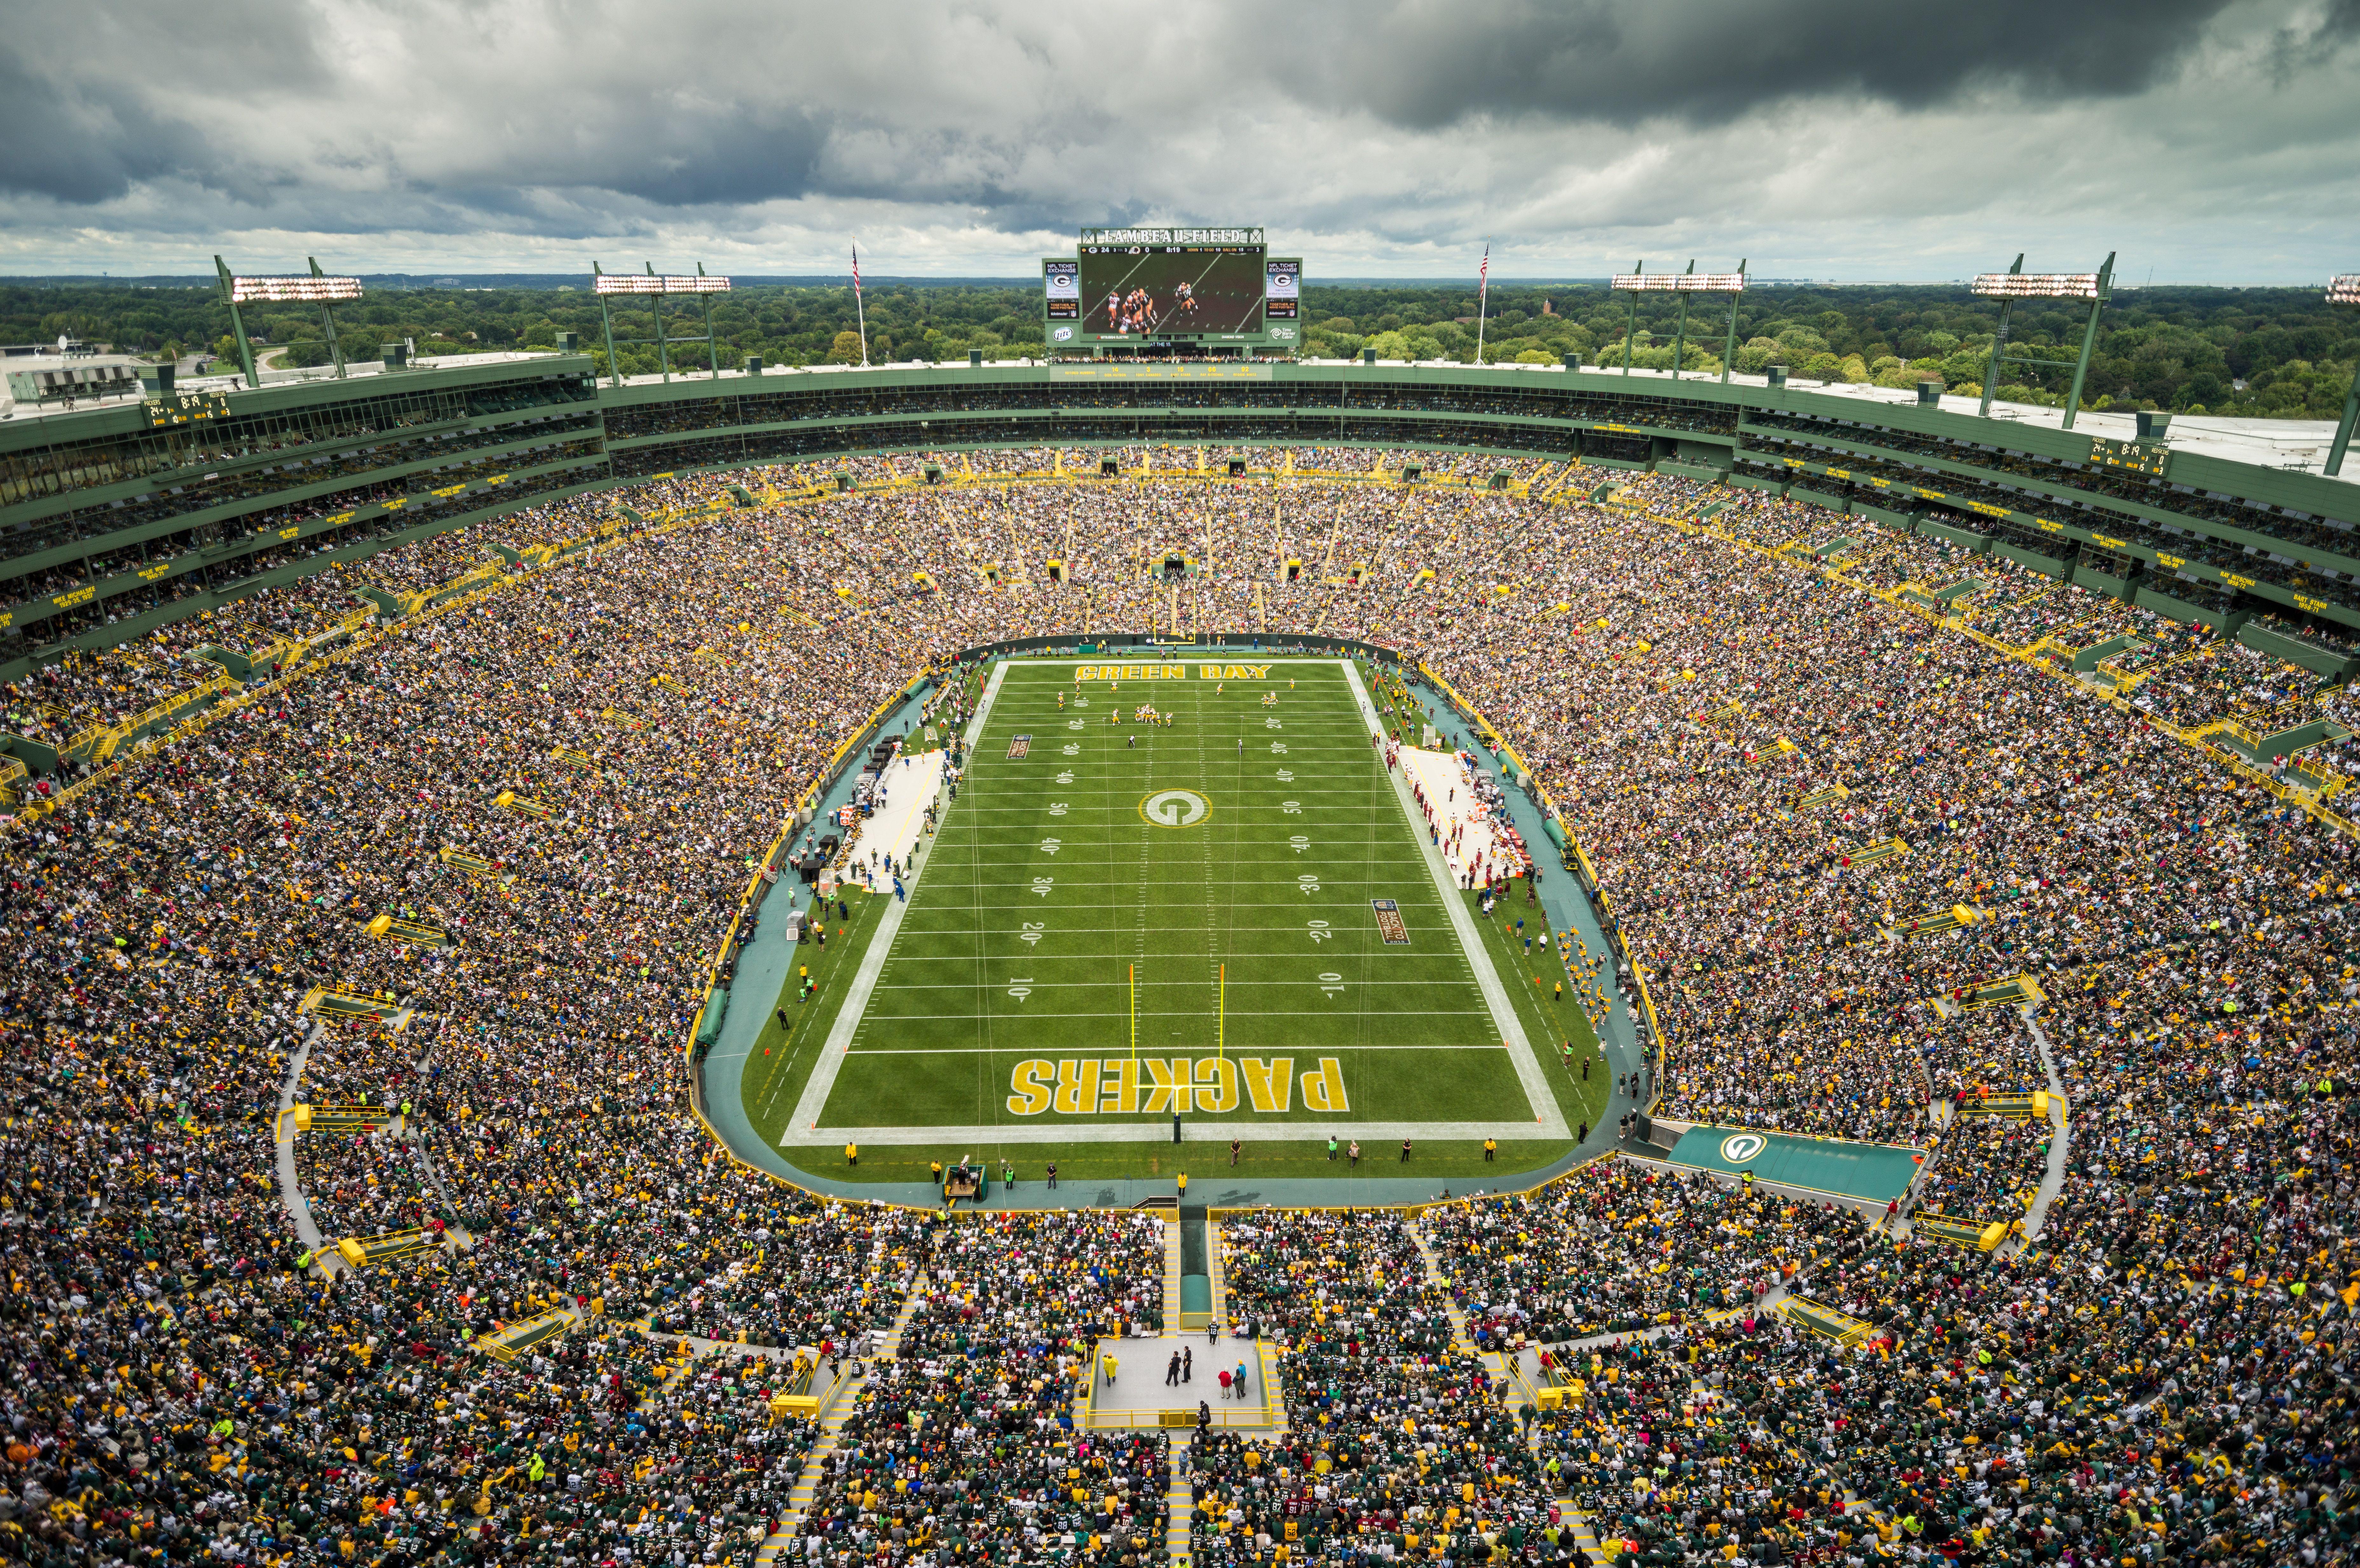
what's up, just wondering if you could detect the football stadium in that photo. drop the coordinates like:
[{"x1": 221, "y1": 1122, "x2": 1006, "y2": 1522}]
[{"x1": 3, "y1": 235, "x2": 2359, "y2": 1568}]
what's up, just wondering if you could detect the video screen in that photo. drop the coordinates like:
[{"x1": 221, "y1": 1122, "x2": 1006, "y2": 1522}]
[{"x1": 1077, "y1": 244, "x2": 1265, "y2": 338}]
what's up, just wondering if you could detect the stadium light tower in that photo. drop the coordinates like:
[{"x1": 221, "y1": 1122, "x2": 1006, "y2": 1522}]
[
  {"x1": 1610, "y1": 261, "x2": 1668, "y2": 376},
  {"x1": 2327, "y1": 274, "x2": 2359, "y2": 477},
  {"x1": 1608, "y1": 263, "x2": 1746, "y2": 380},
  {"x1": 214, "y1": 255, "x2": 364, "y2": 389},
  {"x1": 1969, "y1": 252, "x2": 2114, "y2": 428},
  {"x1": 592, "y1": 262, "x2": 732, "y2": 388}
]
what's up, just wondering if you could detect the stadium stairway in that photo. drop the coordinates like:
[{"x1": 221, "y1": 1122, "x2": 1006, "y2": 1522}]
[
  {"x1": 1164, "y1": 1434, "x2": 1193, "y2": 1567},
  {"x1": 754, "y1": 1274, "x2": 927, "y2": 1568},
  {"x1": 1404, "y1": 1221, "x2": 1491, "y2": 1372},
  {"x1": 1412, "y1": 1219, "x2": 1620, "y2": 1567}
]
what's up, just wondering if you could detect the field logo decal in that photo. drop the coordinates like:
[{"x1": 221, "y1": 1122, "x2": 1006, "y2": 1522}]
[
  {"x1": 1719, "y1": 1131, "x2": 1769, "y2": 1165},
  {"x1": 1006, "y1": 733, "x2": 1031, "y2": 759},
  {"x1": 1139, "y1": 788, "x2": 1210, "y2": 828},
  {"x1": 1371, "y1": 898, "x2": 1409, "y2": 945}
]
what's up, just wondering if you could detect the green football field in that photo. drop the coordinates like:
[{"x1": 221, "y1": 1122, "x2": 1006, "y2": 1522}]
[{"x1": 737, "y1": 657, "x2": 1607, "y2": 1183}]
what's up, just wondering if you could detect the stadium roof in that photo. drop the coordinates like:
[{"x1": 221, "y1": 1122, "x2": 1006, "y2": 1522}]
[{"x1": 1, "y1": 351, "x2": 2346, "y2": 488}]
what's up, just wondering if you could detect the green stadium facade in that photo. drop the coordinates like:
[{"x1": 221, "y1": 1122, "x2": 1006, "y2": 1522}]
[{"x1": 6, "y1": 355, "x2": 2356, "y2": 685}]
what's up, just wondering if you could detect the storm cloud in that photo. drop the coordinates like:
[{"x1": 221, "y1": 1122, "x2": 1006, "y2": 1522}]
[{"x1": 0, "y1": 0, "x2": 2353, "y2": 280}]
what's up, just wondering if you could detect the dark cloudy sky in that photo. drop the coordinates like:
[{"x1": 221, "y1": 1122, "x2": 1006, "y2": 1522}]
[{"x1": 3, "y1": 0, "x2": 2355, "y2": 280}]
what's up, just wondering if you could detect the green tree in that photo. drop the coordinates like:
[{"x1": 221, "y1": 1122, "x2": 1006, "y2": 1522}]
[{"x1": 826, "y1": 330, "x2": 865, "y2": 364}]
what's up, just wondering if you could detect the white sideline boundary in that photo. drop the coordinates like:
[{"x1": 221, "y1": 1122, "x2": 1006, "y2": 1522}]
[
  {"x1": 785, "y1": 660, "x2": 1010, "y2": 1135},
  {"x1": 1340, "y1": 660, "x2": 1567, "y2": 1138}
]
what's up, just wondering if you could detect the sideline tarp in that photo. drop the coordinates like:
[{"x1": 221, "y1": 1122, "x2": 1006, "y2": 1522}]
[
  {"x1": 1665, "y1": 1124, "x2": 1922, "y2": 1203},
  {"x1": 696, "y1": 985, "x2": 730, "y2": 1046}
]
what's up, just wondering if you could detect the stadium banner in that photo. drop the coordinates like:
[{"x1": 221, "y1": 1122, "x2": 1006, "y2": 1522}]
[
  {"x1": 1662, "y1": 1124, "x2": 1925, "y2": 1204},
  {"x1": 1048, "y1": 363, "x2": 1274, "y2": 382},
  {"x1": 1043, "y1": 260, "x2": 1080, "y2": 320},
  {"x1": 947, "y1": 632, "x2": 1415, "y2": 665}
]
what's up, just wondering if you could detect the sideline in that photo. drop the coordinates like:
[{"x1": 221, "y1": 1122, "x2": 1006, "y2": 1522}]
[
  {"x1": 784, "y1": 660, "x2": 1008, "y2": 1135},
  {"x1": 1390, "y1": 669, "x2": 1646, "y2": 1151},
  {"x1": 1343, "y1": 660, "x2": 1569, "y2": 1139}
]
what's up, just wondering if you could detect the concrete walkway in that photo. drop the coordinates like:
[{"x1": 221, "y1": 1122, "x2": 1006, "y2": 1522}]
[
  {"x1": 276, "y1": 996, "x2": 474, "y2": 1274},
  {"x1": 1088, "y1": 1333, "x2": 1271, "y2": 1424},
  {"x1": 273, "y1": 1017, "x2": 336, "y2": 1272},
  {"x1": 2011, "y1": 1005, "x2": 2073, "y2": 1252}
]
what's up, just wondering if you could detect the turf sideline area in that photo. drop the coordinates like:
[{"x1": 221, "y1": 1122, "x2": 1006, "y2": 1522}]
[{"x1": 782, "y1": 658, "x2": 1011, "y2": 1137}]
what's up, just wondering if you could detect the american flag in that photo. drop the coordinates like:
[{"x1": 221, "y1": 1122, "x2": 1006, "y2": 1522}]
[
  {"x1": 851, "y1": 243, "x2": 862, "y2": 301},
  {"x1": 1478, "y1": 242, "x2": 1489, "y2": 304}
]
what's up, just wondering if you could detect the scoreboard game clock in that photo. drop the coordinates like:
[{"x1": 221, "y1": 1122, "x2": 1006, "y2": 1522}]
[
  {"x1": 1044, "y1": 227, "x2": 1300, "y2": 350},
  {"x1": 2087, "y1": 436, "x2": 2172, "y2": 479},
  {"x1": 145, "y1": 390, "x2": 234, "y2": 428}
]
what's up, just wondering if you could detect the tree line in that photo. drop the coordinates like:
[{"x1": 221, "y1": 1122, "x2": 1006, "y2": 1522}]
[{"x1": 2, "y1": 278, "x2": 2350, "y2": 420}]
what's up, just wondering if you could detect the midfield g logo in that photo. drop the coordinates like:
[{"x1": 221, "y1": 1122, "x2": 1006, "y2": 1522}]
[
  {"x1": 1719, "y1": 1132, "x2": 1769, "y2": 1165},
  {"x1": 1139, "y1": 788, "x2": 1211, "y2": 828}
]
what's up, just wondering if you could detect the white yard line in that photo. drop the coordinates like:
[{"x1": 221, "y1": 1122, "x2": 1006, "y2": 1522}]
[
  {"x1": 1340, "y1": 660, "x2": 1568, "y2": 1138},
  {"x1": 785, "y1": 660, "x2": 1008, "y2": 1135}
]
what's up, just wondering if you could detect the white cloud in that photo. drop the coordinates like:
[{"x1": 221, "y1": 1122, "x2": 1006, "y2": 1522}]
[{"x1": 0, "y1": 0, "x2": 2352, "y2": 279}]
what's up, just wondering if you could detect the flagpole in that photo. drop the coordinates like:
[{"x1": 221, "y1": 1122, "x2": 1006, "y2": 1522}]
[
  {"x1": 852, "y1": 243, "x2": 870, "y2": 367},
  {"x1": 1474, "y1": 241, "x2": 1490, "y2": 365}
]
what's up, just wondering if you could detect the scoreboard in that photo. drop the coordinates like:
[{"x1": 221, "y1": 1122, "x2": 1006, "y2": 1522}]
[
  {"x1": 1044, "y1": 227, "x2": 1300, "y2": 351},
  {"x1": 2087, "y1": 436, "x2": 2172, "y2": 480}
]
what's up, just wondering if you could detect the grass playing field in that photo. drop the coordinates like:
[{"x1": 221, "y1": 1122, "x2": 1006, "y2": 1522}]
[{"x1": 737, "y1": 656, "x2": 1609, "y2": 1184}]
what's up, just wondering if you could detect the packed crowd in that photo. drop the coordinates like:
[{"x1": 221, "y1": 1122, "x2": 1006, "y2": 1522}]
[
  {"x1": 899, "y1": 1210, "x2": 1168, "y2": 1359},
  {"x1": 1, "y1": 442, "x2": 2354, "y2": 1567},
  {"x1": 1422, "y1": 1164, "x2": 1871, "y2": 1344},
  {"x1": 1198, "y1": 1211, "x2": 1559, "y2": 1568}
]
